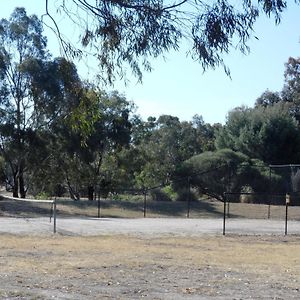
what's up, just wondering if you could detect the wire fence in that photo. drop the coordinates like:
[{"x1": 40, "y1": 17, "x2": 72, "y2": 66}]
[
  {"x1": 2, "y1": 163, "x2": 300, "y2": 235},
  {"x1": 222, "y1": 192, "x2": 300, "y2": 235},
  {"x1": 0, "y1": 195, "x2": 57, "y2": 233}
]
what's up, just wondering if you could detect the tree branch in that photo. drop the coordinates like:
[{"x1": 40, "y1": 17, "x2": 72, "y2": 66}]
[{"x1": 42, "y1": 0, "x2": 69, "y2": 56}]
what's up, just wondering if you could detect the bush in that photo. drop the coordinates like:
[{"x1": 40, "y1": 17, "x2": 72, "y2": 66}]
[
  {"x1": 35, "y1": 191, "x2": 51, "y2": 200},
  {"x1": 176, "y1": 188, "x2": 197, "y2": 202},
  {"x1": 162, "y1": 185, "x2": 178, "y2": 201},
  {"x1": 149, "y1": 188, "x2": 173, "y2": 202}
]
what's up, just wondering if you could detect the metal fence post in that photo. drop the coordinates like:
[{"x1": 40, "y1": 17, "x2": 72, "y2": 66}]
[
  {"x1": 53, "y1": 198, "x2": 57, "y2": 234},
  {"x1": 223, "y1": 193, "x2": 226, "y2": 235},
  {"x1": 285, "y1": 193, "x2": 290, "y2": 236},
  {"x1": 143, "y1": 189, "x2": 147, "y2": 218},
  {"x1": 187, "y1": 177, "x2": 191, "y2": 218},
  {"x1": 268, "y1": 167, "x2": 271, "y2": 219},
  {"x1": 97, "y1": 190, "x2": 101, "y2": 218}
]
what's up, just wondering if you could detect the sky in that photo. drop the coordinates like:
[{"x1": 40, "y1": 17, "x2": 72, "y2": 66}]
[{"x1": 2, "y1": 1, "x2": 300, "y2": 124}]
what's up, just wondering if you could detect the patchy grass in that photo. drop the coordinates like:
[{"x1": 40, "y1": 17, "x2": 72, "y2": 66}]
[
  {"x1": 60, "y1": 197, "x2": 291, "y2": 220},
  {"x1": 1, "y1": 234, "x2": 300, "y2": 299},
  {"x1": 2, "y1": 195, "x2": 300, "y2": 221}
]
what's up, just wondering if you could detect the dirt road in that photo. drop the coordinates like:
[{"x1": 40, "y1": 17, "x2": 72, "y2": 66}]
[{"x1": 0, "y1": 217, "x2": 299, "y2": 236}]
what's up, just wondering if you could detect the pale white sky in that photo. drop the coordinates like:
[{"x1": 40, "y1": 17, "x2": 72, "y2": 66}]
[{"x1": 2, "y1": 1, "x2": 300, "y2": 124}]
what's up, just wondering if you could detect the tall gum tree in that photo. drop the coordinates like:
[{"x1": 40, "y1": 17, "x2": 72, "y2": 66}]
[
  {"x1": 0, "y1": 8, "x2": 48, "y2": 197},
  {"x1": 0, "y1": 8, "x2": 84, "y2": 197}
]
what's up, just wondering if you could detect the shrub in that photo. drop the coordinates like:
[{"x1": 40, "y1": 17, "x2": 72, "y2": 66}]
[
  {"x1": 176, "y1": 188, "x2": 197, "y2": 202},
  {"x1": 35, "y1": 191, "x2": 51, "y2": 200},
  {"x1": 149, "y1": 188, "x2": 173, "y2": 202}
]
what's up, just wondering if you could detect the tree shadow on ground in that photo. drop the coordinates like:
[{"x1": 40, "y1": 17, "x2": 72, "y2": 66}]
[
  {"x1": 55, "y1": 197, "x2": 224, "y2": 218},
  {"x1": 0, "y1": 200, "x2": 53, "y2": 218}
]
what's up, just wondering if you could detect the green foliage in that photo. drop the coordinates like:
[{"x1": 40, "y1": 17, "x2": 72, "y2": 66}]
[
  {"x1": 43, "y1": 90, "x2": 134, "y2": 199},
  {"x1": 162, "y1": 185, "x2": 178, "y2": 201},
  {"x1": 178, "y1": 149, "x2": 270, "y2": 201},
  {"x1": 183, "y1": 149, "x2": 249, "y2": 173},
  {"x1": 66, "y1": 89, "x2": 101, "y2": 145},
  {"x1": 281, "y1": 56, "x2": 300, "y2": 121},
  {"x1": 215, "y1": 104, "x2": 300, "y2": 164},
  {"x1": 132, "y1": 114, "x2": 215, "y2": 188},
  {"x1": 0, "y1": 8, "x2": 49, "y2": 197},
  {"x1": 149, "y1": 189, "x2": 173, "y2": 202},
  {"x1": 176, "y1": 189, "x2": 198, "y2": 202},
  {"x1": 2, "y1": 6, "x2": 300, "y2": 202},
  {"x1": 44, "y1": 0, "x2": 296, "y2": 83},
  {"x1": 35, "y1": 191, "x2": 51, "y2": 200},
  {"x1": 255, "y1": 90, "x2": 282, "y2": 107}
]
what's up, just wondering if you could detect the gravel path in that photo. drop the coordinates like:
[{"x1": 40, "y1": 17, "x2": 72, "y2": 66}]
[{"x1": 0, "y1": 217, "x2": 300, "y2": 236}]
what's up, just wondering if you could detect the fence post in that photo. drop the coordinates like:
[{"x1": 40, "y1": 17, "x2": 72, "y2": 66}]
[
  {"x1": 223, "y1": 193, "x2": 226, "y2": 235},
  {"x1": 285, "y1": 193, "x2": 290, "y2": 235},
  {"x1": 97, "y1": 190, "x2": 101, "y2": 218},
  {"x1": 187, "y1": 177, "x2": 191, "y2": 218},
  {"x1": 53, "y1": 198, "x2": 57, "y2": 234},
  {"x1": 143, "y1": 189, "x2": 147, "y2": 218}
]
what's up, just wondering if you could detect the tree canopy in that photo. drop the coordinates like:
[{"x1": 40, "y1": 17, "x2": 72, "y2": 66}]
[
  {"x1": 215, "y1": 104, "x2": 300, "y2": 164},
  {"x1": 42, "y1": 0, "x2": 300, "y2": 83},
  {"x1": 1, "y1": 6, "x2": 300, "y2": 202},
  {"x1": 0, "y1": 7, "x2": 50, "y2": 197}
]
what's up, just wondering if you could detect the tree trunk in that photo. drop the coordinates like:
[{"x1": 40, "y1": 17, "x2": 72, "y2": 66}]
[
  {"x1": 66, "y1": 180, "x2": 80, "y2": 201},
  {"x1": 88, "y1": 185, "x2": 94, "y2": 201},
  {"x1": 12, "y1": 174, "x2": 19, "y2": 198},
  {"x1": 19, "y1": 171, "x2": 26, "y2": 198}
]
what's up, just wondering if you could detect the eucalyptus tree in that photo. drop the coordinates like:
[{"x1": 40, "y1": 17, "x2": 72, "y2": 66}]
[
  {"x1": 255, "y1": 90, "x2": 282, "y2": 108},
  {"x1": 42, "y1": 0, "x2": 297, "y2": 83},
  {"x1": 255, "y1": 57, "x2": 300, "y2": 121},
  {"x1": 47, "y1": 90, "x2": 133, "y2": 200},
  {"x1": 132, "y1": 114, "x2": 215, "y2": 188},
  {"x1": 0, "y1": 8, "x2": 84, "y2": 197},
  {"x1": 281, "y1": 57, "x2": 300, "y2": 121},
  {"x1": 0, "y1": 8, "x2": 49, "y2": 197},
  {"x1": 23, "y1": 57, "x2": 87, "y2": 198},
  {"x1": 215, "y1": 104, "x2": 300, "y2": 164}
]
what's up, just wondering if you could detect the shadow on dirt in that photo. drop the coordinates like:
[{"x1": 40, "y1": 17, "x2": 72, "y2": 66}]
[{"x1": 55, "y1": 198, "x2": 223, "y2": 219}]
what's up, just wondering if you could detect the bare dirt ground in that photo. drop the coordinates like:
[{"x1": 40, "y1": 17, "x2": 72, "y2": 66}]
[
  {"x1": 0, "y1": 216, "x2": 300, "y2": 236},
  {"x1": 1, "y1": 234, "x2": 300, "y2": 299},
  {"x1": 1, "y1": 217, "x2": 300, "y2": 299}
]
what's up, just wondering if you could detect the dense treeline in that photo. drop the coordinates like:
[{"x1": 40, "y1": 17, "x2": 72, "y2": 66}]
[{"x1": 1, "y1": 8, "x2": 300, "y2": 200}]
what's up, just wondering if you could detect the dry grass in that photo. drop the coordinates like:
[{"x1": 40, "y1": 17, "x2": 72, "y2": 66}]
[
  {"x1": 1, "y1": 234, "x2": 300, "y2": 299},
  {"x1": 60, "y1": 198, "x2": 300, "y2": 221},
  {"x1": 2, "y1": 195, "x2": 300, "y2": 221}
]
